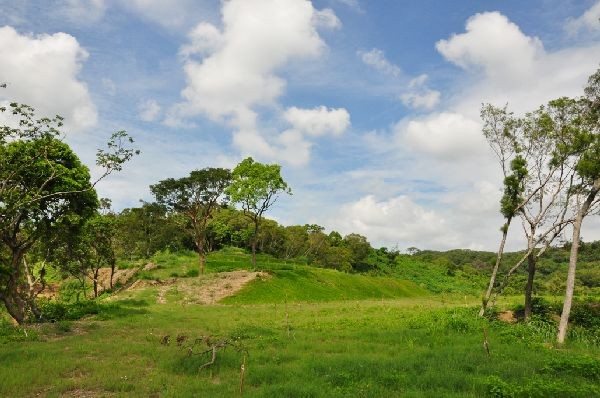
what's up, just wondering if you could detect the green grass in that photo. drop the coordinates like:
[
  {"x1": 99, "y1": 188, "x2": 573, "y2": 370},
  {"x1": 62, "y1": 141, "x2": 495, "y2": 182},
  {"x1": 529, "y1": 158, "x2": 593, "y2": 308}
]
[
  {"x1": 2, "y1": 248, "x2": 599, "y2": 397},
  {"x1": 223, "y1": 267, "x2": 428, "y2": 304},
  {"x1": 1, "y1": 298, "x2": 599, "y2": 397}
]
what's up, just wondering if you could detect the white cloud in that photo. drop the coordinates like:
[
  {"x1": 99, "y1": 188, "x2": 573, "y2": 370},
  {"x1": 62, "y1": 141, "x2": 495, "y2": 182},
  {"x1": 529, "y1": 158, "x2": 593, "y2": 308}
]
[
  {"x1": 284, "y1": 106, "x2": 350, "y2": 136},
  {"x1": 0, "y1": 26, "x2": 97, "y2": 132},
  {"x1": 138, "y1": 99, "x2": 161, "y2": 122},
  {"x1": 357, "y1": 48, "x2": 401, "y2": 77},
  {"x1": 436, "y1": 12, "x2": 543, "y2": 83},
  {"x1": 313, "y1": 8, "x2": 341, "y2": 29},
  {"x1": 179, "y1": 22, "x2": 223, "y2": 59},
  {"x1": 396, "y1": 112, "x2": 484, "y2": 161},
  {"x1": 169, "y1": 0, "x2": 343, "y2": 167},
  {"x1": 566, "y1": 1, "x2": 600, "y2": 35},
  {"x1": 400, "y1": 90, "x2": 440, "y2": 110},
  {"x1": 334, "y1": 195, "x2": 457, "y2": 249}
]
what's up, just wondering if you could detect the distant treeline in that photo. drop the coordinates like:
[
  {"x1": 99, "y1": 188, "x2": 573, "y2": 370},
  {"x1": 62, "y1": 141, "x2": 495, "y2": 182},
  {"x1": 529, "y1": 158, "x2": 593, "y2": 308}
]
[{"x1": 110, "y1": 202, "x2": 395, "y2": 273}]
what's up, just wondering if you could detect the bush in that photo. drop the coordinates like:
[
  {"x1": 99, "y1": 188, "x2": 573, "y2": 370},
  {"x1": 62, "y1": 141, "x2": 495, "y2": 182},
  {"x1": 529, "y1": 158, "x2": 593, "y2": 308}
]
[{"x1": 569, "y1": 301, "x2": 600, "y2": 328}]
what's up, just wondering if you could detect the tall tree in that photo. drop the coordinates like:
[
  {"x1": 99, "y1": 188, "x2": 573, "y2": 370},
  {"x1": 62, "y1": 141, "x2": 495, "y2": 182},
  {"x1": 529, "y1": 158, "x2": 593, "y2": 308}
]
[
  {"x1": 0, "y1": 102, "x2": 137, "y2": 323},
  {"x1": 479, "y1": 105, "x2": 527, "y2": 316},
  {"x1": 151, "y1": 168, "x2": 231, "y2": 275},
  {"x1": 557, "y1": 69, "x2": 600, "y2": 344},
  {"x1": 226, "y1": 157, "x2": 291, "y2": 268}
]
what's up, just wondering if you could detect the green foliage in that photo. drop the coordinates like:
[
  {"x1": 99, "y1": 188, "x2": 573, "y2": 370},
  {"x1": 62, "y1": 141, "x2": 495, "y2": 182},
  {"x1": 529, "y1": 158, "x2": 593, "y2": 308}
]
[
  {"x1": 569, "y1": 301, "x2": 600, "y2": 328},
  {"x1": 226, "y1": 157, "x2": 291, "y2": 213},
  {"x1": 500, "y1": 155, "x2": 527, "y2": 218}
]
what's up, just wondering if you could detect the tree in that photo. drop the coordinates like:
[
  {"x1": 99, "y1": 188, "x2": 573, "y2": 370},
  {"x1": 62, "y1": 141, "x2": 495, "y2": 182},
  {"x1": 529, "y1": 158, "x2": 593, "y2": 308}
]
[
  {"x1": 557, "y1": 69, "x2": 600, "y2": 344},
  {"x1": 479, "y1": 105, "x2": 527, "y2": 316},
  {"x1": 226, "y1": 157, "x2": 291, "y2": 268},
  {"x1": 0, "y1": 102, "x2": 137, "y2": 324},
  {"x1": 151, "y1": 168, "x2": 231, "y2": 275},
  {"x1": 479, "y1": 103, "x2": 576, "y2": 317}
]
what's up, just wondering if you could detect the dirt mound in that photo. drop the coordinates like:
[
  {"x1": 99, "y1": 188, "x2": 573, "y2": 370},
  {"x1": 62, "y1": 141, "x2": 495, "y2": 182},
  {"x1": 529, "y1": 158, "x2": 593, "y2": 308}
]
[
  {"x1": 128, "y1": 271, "x2": 268, "y2": 305},
  {"x1": 95, "y1": 267, "x2": 139, "y2": 294},
  {"x1": 498, "y1": 310, "x2": 517, "y2": 324}
]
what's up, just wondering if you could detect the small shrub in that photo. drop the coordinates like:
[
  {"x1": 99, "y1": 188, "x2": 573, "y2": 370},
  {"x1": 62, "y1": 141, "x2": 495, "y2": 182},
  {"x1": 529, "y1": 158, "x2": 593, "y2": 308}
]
[
  {"x1": 55, "y1": 320, "x2": 73, "y2": 333},
  {"x1": 569, "y1": 301, "x2": 600, "y2": 328},
  {"x1": 542, "y1": 356, "x2": 600, "y2": 381},
  {"x1": 185, "y1": 269, "x2": 199, "y2": 277}
]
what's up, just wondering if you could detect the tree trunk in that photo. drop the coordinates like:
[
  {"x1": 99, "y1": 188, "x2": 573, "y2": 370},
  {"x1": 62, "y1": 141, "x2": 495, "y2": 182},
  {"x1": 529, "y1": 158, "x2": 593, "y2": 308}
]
[
  {"x1": 110, "y1": 260, "x2": 115, "y2": 290},
  {"x1": 197, "y1": 238, "x2": 205, "y2": 275},
  {"x1": 557, "y1": 183, "x2": 599, "y2": 344},
  {"x1": 93, "y1": 267, "x2": 99, "y2": 298},
  {"x1": 1, "y1": 248, "x2": 29, "y2": 324},
  {"x1": 479, "y1": 219, "x2": 511, "y2": 316},
  {"x1": 524, "y1": 252, "x2": 536, "y2": 320},
  {"x1": 251, "y1": 220, "x2": 259, "y2": 269},
  {"x1": 1, "y1": 281, "x2": 27, "y2": 325}
]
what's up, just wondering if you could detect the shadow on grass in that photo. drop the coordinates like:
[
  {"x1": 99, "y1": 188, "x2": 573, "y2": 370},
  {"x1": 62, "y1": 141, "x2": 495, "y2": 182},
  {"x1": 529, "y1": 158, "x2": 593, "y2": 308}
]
[{"x1": 38, "y1": 298, "x2": 150, "y2": 322}]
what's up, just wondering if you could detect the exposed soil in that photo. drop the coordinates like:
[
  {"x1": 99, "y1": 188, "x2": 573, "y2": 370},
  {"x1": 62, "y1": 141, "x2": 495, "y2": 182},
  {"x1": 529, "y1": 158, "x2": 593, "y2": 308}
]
[
  {"x1": 498, "y1": 310, "x2": 517, "y2": 324},
  {"x1": 127, "y1": 270, "x2": 268, "y2": 305},
  {"x1": 95, "y1": 267, "x2": 139, "y2": 294}
]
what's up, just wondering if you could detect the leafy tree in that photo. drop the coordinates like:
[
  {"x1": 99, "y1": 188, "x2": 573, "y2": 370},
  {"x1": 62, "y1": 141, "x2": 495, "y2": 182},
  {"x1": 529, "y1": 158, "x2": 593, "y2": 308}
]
[
  {"x1": 151, "y1": 168, "x2": 231, "y2": 274},
  {"x1": 0, "y1": 102, "x2": 137, "y2": 324},
  {"x1": 344, "y1": 233, "x2": 372, "y2": 271},
  {"x1": 226, "y1": 157, "x2": 291, "y2": 267}
]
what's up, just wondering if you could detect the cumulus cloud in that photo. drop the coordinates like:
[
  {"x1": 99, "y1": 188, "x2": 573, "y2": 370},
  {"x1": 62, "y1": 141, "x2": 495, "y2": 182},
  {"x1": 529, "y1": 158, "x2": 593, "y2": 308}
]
[
  {"x1": 395, "y1": 112, "x2": 484, "y2": 161},
  {"x1": 436, "y1": 12, "x2": 543, "y2": 83},
  {"x1": 0, "y1": 26, "x2": 97, "y2": 132},
  {"x1": 138, "y1": 99, "x2": 161, "y2": 122},
  {"x1": 334, "y1": 195, "x2": 457, "y2": 249},
  {"x1": 284, "y1": 106, "x2": 350, "y2": 136},
  {"x1": 357, "y1": 48, "x2": 401, "y2": 77},
  {"x1": 169, "y1": 0, "x2": 344, "y2": 166},
  {"x1": 566, "y1": 1, "x2": 600, "y2": 36}
]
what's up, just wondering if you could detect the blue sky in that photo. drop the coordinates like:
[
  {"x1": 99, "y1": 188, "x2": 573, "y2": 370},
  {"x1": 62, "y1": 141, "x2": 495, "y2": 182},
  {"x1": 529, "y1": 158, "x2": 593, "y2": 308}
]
[{"x1": 1, "y1": 0, "x2": 600, "y2": 251}]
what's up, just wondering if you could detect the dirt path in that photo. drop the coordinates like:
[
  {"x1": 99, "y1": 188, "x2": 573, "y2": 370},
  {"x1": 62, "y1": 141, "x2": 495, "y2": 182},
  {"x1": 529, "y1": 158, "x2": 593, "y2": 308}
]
[{"x1": 128, "y1": 270, "x2": 268, "y2": 305}]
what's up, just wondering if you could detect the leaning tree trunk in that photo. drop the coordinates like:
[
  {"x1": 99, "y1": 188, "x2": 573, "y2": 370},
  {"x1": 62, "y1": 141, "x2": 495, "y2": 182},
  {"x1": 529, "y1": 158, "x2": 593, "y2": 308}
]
[
  {"x1": 479, "y1": 218, "x2": 511, "y2": 317},
  {"x1": 524, "y1": 252, "x2": 536, "y2": 320},
  {"x1": 557, "y1": 182, "x2": 599, "y2": 344},
  {"x1": 1, "y1": 249, "x2": 29, "y2": 324},
  {"x1": 0, "y1": 282, "x2": 27, "y2": 325}
]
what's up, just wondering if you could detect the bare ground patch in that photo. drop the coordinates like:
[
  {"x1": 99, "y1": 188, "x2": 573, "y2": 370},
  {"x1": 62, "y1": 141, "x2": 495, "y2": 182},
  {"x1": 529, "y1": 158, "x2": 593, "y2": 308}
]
[{"x1": 127, "y1": 271, "x2": 268, "y2": 305}]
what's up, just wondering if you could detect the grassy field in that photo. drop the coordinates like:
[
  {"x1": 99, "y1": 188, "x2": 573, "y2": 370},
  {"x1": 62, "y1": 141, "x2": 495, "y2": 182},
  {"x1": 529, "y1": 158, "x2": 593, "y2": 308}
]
[{"x1": 1, "y1": 249, "x2": 599, "y2": 397}]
